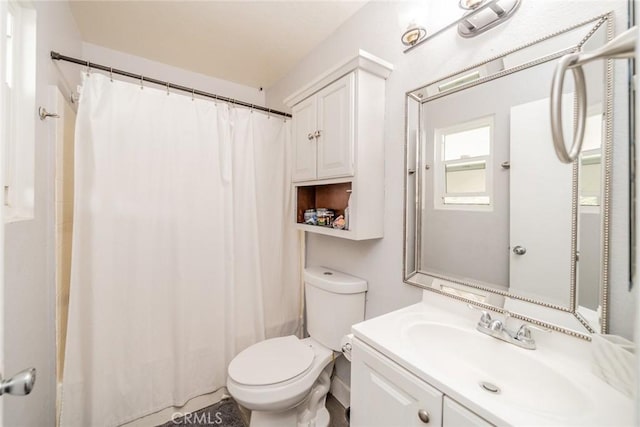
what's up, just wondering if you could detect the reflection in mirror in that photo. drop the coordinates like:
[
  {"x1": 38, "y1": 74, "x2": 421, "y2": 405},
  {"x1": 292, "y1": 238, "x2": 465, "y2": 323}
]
[
  {"x1": 577, "y1": 107, "x2": 604, "y2": 327},
  {"x1": 405, "y1": 96, "x2": 420, "y2": 276},
  {"x1": 420, "y1": 60, "x2": 574, "y2": 304},
  {"x1": 404, "y1": 14, "x2": 619, "y2": 336}
]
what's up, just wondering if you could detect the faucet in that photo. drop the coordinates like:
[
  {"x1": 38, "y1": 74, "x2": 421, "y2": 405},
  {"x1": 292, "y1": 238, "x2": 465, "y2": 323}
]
[{"x1": 474, "y1": 310, "x2": 547, "y2": 350}]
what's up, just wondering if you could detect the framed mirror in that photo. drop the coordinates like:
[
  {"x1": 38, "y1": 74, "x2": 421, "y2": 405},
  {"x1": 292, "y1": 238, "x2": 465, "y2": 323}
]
[{"x1": 404, "y1": 13, "x2": 619, "y2": 337}]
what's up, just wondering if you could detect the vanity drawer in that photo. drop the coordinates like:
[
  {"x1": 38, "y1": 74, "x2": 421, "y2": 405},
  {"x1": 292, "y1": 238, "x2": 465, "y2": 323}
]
[
  {"x1": 443, "y1": 397, "x2": 494, "y2": 427},
  {"x1": 351, "y1": 339, "x2": 443, "y2": 426}
]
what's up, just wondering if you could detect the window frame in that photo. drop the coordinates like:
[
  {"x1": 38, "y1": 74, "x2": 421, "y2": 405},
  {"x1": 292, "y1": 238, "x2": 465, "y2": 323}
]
[
  {"x1": 4, "y1": 2, "x2": 16, "y2": 208},
  {"x1": 579, "y1": 148, "x2": 602, "y2": 210},
  {"x1": 433, "y1": 115, "x2": 495, "y2": 212},
  {"x1": 2, "y1": 0, "x2": 36, "y2": 222}
]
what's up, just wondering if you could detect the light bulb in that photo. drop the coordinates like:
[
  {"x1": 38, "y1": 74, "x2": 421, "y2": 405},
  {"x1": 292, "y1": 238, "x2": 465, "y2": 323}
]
[
  {"x1": 459, "y1": 0, "x2": 488, "y2": 10},
  {"x1": 401, "y1": 22, "x2": 427, "y2": 47}
]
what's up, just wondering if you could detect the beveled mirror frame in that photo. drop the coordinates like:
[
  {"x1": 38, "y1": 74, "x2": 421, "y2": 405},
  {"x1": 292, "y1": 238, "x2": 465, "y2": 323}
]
[{"x1": 403, "y1": 13, "x2": 615, "y2": 340}]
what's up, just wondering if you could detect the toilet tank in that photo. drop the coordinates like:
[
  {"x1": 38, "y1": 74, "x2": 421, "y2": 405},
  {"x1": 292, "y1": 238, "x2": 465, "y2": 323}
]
[{"x1": 304, "y1": 267, "x2": 367, "y2": 351}]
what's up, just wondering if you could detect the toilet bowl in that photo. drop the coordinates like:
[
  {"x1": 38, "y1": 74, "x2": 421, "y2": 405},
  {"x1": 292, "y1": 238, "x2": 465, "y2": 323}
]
[
  {"x1": 226, "y1": 267, "x2": 367, "y2": 427},
  {"x1": 227, "y1": 337, "x2": 334, "y2": 427}
]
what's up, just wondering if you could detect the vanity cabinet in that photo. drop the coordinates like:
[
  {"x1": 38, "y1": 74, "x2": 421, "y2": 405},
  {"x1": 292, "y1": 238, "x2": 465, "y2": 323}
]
[
  {"x1": 285, "y1": 50, "x2": 393, "y2": 240},
  {"x1": 351, "y1": 338, "x2": 493, "y2": 427},
  {"x1": 443, "y1": 397, "x2": 493, "y2": 427},
  {"x1": 351, "y1": 337, "x2": 443, "y2": 426}
]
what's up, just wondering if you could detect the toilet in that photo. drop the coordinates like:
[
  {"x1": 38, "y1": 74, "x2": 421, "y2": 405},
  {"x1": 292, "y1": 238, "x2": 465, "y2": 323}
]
[{"x1": 227, "y1": 266, "x2": 367, "y2": 427}]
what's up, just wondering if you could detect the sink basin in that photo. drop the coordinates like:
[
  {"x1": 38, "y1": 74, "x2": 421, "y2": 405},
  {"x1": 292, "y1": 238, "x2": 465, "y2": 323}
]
[{"x1": 402, "y1": 322, "x2": 593, "y2": 420}]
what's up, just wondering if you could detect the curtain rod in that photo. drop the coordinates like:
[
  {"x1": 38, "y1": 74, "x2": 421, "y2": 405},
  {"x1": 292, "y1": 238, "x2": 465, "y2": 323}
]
[{"x1": 50, "y1": 51, "x2": 292, "y2": 119}]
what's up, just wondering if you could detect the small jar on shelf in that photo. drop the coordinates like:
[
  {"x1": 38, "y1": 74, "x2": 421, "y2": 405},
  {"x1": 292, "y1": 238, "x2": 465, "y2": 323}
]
[
  {"x1": 304, "y1": 209, "x2": 317, "y2": 225},
  {"x1": 316, "y1": 208, "x2": 328, "y2": 226}
]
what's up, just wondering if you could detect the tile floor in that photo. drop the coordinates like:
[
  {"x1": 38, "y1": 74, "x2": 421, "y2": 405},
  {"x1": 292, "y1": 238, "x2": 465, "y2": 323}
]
[
  {"x1": 157, "y1": 393, "x2": 349, "y2": 427},
  {"x1": 238, "y1": 394, "x2": 349, "y2": 427},
  {"x1": 327, "y1": 394, "x2": 349, "y2": 427}
]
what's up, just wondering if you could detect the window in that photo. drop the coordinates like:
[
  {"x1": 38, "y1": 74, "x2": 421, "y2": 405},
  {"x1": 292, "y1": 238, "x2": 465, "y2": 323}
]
[
  {"x1": 4, "y1": 9, "x2": 15, "y2": 208},
  {"x1": 434, "y1": 116, "x2": 493, "y2": 209},
  {"x1": 580, "y1": 152, "x2": 601, "y2": 206},
  {"x1": 579, "y1": 113, "x2": 603, "y2": 208},
  {"x1": 5, "y1": 11, "x2": 13, "y2": 89},
  {"x1": 2, "y1": 1, "x2": 36, "y2": 221}
]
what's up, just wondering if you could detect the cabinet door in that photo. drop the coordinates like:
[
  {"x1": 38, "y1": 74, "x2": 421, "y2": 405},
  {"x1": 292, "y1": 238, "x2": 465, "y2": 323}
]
[
  {"x1": 351, "y1": 339, "x2": 443, "y2": 427},
  {"x1": 443, "y1": 397, "x2": 494, "y2": 427},
  {"x1": 291, "y1": 96, "x2": 317, "y2": 182},
  {"x1": 316, "y1": 73, "x2": 355, "y2": 179}
]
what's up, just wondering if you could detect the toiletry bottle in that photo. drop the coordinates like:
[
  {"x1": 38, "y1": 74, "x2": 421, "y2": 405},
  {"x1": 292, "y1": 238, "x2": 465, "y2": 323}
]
[{"x1": 345, "y1": 190, "x2": 352, "y2": 230}]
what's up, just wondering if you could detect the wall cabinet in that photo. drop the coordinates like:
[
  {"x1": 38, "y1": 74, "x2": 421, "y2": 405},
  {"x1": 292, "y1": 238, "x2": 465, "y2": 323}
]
[
  {"x1": 285, "y1": 50, "x2": 393, "y2": 240},
  {"x1": 351, "y1": 338, "x2": 494, "y2": 427},
  {"x1": 292, "y1": 73, "x2": 354, "y2": 182}
]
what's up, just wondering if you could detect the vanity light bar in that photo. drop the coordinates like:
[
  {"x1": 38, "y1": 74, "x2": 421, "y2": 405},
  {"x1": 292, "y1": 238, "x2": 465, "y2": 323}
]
[
  {"x1": 445, "y1": 160, "x2": 486, "y2": 172},
  {"x1": 458, "y1": 0, "x2": 521, "y2": 38},
  {"x1": 438, "y1": 71, "x2": 481, "y2": 92}
]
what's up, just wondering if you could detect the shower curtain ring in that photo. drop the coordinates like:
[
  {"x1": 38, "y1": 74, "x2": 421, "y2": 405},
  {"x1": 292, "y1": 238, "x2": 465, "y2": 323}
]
[
  {"x1": 268, "y1": 109, "x2": 271, "y2": 119},
  {"x1": 192, "y1": 88, "x2": 195, "y2": 101},
  {"x1": 86, "y1": 61, "x2": 91, "y2": 77},
  {"x1": 109, "y1": 67, "x2": 113, "y2": 82},
  {"x1": 166, "y1": 82, "x2": 170, "y2": 96},
  {"x1": 140, "y1": 76, "x2": 144, "y2": 90}
]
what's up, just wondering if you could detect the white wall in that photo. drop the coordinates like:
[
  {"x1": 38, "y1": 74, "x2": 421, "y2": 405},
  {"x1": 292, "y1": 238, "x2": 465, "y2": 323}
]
[
  {"x1": 3, "y1": 1, "x2": 83, "y2": 426},
  {"x1": 267, "y1": 0, "x2": 634, "y2": 385},
  {"x1": 82, "y1": 43, "x2": 266, "y2": 106}
]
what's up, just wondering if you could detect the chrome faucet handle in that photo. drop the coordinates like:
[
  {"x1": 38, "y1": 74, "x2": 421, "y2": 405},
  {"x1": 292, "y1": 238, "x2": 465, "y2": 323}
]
[
  {"x1": 467, "y1": 304, "x2": 492, "y2": 327},
  {"x1": 512, "y1": 324, "x2": 536, "y2": 350},
  {"x1": 517, "y1": 322, "x2": 551, "y2": 336},
  {"x1": 478, "y1": 311, "x2": 492, "y2": 327},
  {"x1": 488, "y1": 319, "x2": 504, "y2": 332},
  {"x1": 515, "y1": 323, "x2": 551, "y2": 346},
  {"x1": 515, "y1": 324, "x2": 533, "y2": 341},
  {"x1": 514, "y1": 325, "x2": 537, "y2": 350}
]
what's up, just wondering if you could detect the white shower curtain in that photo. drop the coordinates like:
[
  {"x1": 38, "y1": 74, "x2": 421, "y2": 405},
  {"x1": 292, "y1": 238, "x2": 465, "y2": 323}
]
[{"x1": 60, "y1": 74, "x2": 299, "y2": 426}]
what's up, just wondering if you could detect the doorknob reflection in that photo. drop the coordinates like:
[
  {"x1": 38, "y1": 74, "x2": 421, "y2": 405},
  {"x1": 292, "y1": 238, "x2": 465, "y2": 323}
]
[{"x1": 512, "y1": 246, "x2": 527, "y2": 255}]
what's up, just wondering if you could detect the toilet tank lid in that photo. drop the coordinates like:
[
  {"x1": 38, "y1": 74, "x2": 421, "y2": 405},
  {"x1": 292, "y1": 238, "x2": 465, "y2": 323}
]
[{"x1": 304, "y1": 267, "x2": 367, "y2": 294}]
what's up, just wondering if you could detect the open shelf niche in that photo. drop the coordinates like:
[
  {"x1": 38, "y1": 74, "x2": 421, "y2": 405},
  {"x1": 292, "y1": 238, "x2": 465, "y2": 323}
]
[{"x1": 296, "y1": 182, "x2": 352, "y2": 237}]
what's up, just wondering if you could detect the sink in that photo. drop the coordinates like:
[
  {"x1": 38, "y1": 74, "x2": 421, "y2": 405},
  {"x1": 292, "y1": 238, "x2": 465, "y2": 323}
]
[
  {"x1": 402, "y1": 322, "x2": 593, "y2": 420},
  {"x1": 352, "y1": 299, "x2": 633, "y2": 426}
]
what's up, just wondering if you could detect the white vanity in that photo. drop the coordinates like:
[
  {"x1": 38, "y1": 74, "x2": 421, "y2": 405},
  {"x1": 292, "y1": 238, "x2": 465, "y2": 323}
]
[{"x1": 350, "y1": 292, "x2": 634, "y2": 427}]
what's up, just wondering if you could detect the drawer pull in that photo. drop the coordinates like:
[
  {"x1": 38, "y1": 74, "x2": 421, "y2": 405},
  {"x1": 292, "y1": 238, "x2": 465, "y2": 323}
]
[{"x1": 417, "y1": 409, "x2": 430, "y2": 423}]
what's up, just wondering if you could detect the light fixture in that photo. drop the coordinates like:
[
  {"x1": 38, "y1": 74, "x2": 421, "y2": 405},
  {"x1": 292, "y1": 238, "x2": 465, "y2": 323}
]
[
  {"x1": 437, "y1": 71, "x2": 481, "y2": 92},
  {"x1": 458, "y1": 0, "x2": 489, "y2": 10},
  {"x1": 402, "y1": 0, "x2": 520, "y2": 52},
  {"x1": 401, "y1": 21, "x2": 427, "y2": 47},
  {"x1": 458, "y1": 0, "x2": 521, "y2": 38}
]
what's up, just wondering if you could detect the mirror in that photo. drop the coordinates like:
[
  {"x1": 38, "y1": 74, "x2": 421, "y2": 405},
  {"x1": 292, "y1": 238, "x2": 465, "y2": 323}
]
[{"x1": 404, "y1": 14, "x2": 619, "y2": 336}]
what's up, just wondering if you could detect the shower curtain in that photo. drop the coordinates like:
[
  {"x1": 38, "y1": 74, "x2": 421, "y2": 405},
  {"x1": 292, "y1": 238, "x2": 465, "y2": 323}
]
[{"x1": 60, "y1": 74, "x2": 299, "y2": 427}]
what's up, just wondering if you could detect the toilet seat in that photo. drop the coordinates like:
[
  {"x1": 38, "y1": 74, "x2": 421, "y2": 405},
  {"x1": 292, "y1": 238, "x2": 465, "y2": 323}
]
[
  {"x1": 228, "y1": 335, "x2": 315, "y2": 386},
  {"x1": 227, "y1": 337, "x2": 334, "y2": 413}
]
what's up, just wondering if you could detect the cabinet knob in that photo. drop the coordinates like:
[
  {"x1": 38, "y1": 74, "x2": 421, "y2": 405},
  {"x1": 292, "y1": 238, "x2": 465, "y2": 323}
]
[
  {"x1": 417, "y1": 409, "x2": 430, "y2": 423},
  {"x1": 314, "y1": 130, "x2": 322, "y2": 138},
  {"x1": 512, "y1": 245, "x2": 527, "y2": 255},
  {"x1": 307, "y1": 133, "x2": 314, "y2": 141}
]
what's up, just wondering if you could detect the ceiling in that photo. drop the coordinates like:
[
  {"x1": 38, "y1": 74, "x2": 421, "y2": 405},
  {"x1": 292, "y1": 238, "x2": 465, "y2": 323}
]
[{"x1": 69, "y1": 1, "x2": 368, "y2": 89}]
